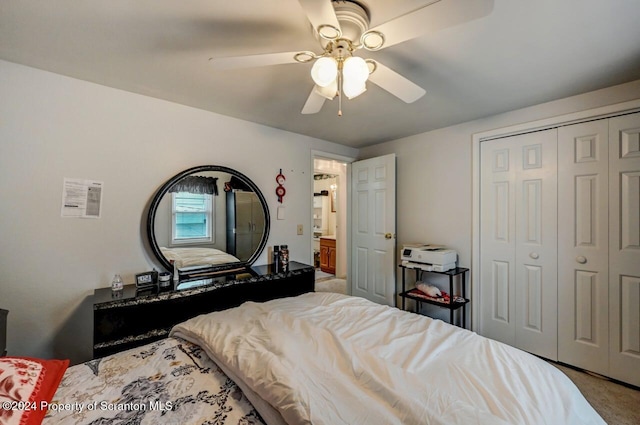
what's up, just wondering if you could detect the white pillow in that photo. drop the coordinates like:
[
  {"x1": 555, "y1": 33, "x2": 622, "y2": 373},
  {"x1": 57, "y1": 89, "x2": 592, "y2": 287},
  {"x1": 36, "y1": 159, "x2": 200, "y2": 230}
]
[{"x1": 416, "y1": 282, "x2": 442, "y2": 297}]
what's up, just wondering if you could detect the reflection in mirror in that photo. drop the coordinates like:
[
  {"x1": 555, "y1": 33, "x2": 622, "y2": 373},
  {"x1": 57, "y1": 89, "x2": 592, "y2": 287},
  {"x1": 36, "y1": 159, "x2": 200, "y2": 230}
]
[
  {"x1": 147, "y1": 166, "x2": 270, "y2": 278},
  {"x1": 175, "y1": 267, "x2": 257, "y2": 291}
]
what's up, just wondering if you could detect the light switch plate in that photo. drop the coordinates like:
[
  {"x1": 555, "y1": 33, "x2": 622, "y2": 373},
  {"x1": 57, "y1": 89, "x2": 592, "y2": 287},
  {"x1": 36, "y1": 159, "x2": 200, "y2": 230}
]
[{"x1": 297, "y1": 224, "x2": 303, "y2": 235}]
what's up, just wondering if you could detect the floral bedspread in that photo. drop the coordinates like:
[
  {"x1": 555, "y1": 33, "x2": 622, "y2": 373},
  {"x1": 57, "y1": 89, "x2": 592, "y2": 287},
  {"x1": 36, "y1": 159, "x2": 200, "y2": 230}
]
[{"x1": 43, "y1": 338, "x2": 265, "y2": 425}]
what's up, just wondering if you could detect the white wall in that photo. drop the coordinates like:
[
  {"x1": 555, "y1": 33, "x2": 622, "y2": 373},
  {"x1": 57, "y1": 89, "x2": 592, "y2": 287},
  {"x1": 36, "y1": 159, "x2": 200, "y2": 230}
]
[
  {"x1": 0, "y1": 60, "x2": 358, "y2": 363},
  {"x1": 360, "y1": 79, "x2": 640, "y2": 321}
]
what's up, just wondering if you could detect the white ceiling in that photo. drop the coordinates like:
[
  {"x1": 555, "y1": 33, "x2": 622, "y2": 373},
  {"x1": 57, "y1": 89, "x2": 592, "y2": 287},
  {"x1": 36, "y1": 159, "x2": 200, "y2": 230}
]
[{"x1": 2, "y1": 0, "x2": 640, "y2": 148}]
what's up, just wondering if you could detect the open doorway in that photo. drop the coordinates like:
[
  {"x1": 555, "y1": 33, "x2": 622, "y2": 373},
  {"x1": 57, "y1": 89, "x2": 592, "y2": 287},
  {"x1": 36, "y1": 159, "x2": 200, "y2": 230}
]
[{"x1": 312, "y1": 156, "x2": 348, "y2": 294}]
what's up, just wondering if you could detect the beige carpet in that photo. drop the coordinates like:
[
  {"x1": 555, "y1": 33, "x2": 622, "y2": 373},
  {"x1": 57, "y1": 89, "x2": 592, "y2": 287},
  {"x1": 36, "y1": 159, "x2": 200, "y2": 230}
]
[
  {"x1": 315, "y1": 278, "x2": 347, "y2": 294},
  {"x1": 551, "y1": 363, "x2": 640, "y2": 424}
]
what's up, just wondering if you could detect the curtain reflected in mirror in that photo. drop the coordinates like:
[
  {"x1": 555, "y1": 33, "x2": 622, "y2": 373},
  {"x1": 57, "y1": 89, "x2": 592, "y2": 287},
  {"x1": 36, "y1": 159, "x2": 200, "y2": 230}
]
[{"x1": 147, "y1": 166, "x2": 270, "y2": 277}]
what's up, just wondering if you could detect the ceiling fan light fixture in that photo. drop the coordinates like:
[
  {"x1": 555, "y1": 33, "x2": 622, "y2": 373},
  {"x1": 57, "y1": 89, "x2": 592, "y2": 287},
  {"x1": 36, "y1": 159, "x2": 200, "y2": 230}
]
[
  {"x1": 343, "y1": 56, "x2": 369, "y2": 84},
  {"x1": 314, "y1": 79, "x2": 338, "y2": 100},
  {"x1": 311, "y1": 57, "x2": 338, "y2": 87},
  {"x1": 343, "y1": 80, "x2": 366, "y2": 99}
]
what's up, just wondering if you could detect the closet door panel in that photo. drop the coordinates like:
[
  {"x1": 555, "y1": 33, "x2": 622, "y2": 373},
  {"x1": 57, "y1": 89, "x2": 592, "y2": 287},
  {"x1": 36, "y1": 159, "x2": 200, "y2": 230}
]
[
  {"x1": 514, "y1": 131, "x2": 558, "y2": 360},
  {"x1": 491, "y1": 260, "x2": 511, "y2": 323},
  {"x1": 480, "y1": 129, "x2": 557, "y2": 360},
  {"x1": 558, "y1": 120, "x2": 609, "y2": 374},
  {"x1": 480, "y1": 141, "x2": 516, "y2": 345},
  {"x1": 608, "y1": 112, "x2": 640, "y2": 387}
]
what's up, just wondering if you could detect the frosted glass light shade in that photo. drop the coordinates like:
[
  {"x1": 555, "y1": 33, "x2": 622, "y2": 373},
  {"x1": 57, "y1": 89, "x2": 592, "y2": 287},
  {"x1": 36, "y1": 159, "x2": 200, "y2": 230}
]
[
  {"x1": 314, "y1": 79, "x2": 338, "y2": 100},
  {"x1": 343, "y1": 56, "x2": 369, "y2": 84},
  {"x1": 343, "y1": 80, "x2": 366, "y2": 99},
  {"x1": 311, "y1": 57, "x2": 338, "y2": 87}
]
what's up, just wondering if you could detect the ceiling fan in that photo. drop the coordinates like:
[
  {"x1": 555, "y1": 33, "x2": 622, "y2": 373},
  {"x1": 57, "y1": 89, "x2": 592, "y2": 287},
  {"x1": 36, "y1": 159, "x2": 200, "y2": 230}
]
[{"x1": 209, "y1": 0, "x2": 494, "y2": 116}]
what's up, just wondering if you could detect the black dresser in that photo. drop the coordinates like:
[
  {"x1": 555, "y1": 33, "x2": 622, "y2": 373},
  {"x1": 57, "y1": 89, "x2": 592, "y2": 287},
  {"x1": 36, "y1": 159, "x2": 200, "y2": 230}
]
[
  {"x1": 93, "y1": 262, "x2": 314, "y2": 358},
  {"x1": 0, "y1": 309, "x2": 7, "y2": 356}
]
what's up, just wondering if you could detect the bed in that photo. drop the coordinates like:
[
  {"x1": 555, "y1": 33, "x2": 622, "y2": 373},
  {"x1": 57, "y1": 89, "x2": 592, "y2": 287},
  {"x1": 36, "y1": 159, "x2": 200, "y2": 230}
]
[
  {"x1": 3, "y1": 293, "x2": 604, "y2": 424},
  {"x1": 160, "y1": 247, "x2": 241, "y2": 269}
]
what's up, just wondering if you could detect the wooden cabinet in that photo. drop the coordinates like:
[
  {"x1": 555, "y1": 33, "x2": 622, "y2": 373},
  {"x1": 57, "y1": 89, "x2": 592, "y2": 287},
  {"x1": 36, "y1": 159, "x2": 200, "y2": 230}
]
[
  {"x1": 93, "y1": 262, "x2": 314, "y2": 358},
  {"x1": 226, "y1": 191, "x2": 265, "y2": 261},
  {"x1": 319, "y1": 237, "x2": 336, "y2": 274}
]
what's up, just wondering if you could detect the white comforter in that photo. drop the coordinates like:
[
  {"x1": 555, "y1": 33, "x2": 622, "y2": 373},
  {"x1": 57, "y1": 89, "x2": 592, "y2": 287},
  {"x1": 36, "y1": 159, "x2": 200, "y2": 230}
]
[
  {"x1": 171, "y1": 292, "x2": 604, "y2": 425},
  {"x1": 160, "y1": 247, "x2": 240, "y2": 268}
]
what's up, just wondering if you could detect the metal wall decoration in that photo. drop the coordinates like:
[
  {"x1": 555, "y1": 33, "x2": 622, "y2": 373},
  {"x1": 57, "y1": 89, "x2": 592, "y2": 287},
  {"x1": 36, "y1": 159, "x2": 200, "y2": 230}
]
[{"x1": 275, "y1": 169, "x2": 286, "y2": 203}]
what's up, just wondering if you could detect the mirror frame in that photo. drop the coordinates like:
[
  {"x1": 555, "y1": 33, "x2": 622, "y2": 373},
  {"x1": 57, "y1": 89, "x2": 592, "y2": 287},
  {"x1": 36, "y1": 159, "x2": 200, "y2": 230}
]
[{"x1": 147, "y1": 165, "x2": 270, "y2": 275}]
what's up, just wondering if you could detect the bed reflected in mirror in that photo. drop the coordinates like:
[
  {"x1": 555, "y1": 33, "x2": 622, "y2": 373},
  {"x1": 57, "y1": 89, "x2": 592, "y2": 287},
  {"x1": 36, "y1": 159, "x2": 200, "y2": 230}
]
[
  {"x1": 160, "y1": 247, "x2": 240, "y2": 269},
  {"x1": 147, "y1": 165, "x2": 270, "y2": 278}
]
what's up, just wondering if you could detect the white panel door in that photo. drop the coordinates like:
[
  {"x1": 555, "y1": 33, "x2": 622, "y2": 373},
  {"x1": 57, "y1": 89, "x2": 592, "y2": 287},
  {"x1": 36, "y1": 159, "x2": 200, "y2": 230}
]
[
  {"x1": 480, "y1": 139, "x2": 517, "y2": 345},
  {"x1": 480, "y1": 130, "x2": 558, "y2": 359},
  {"x1": 350, "y1": 154, "x2": 396, "y2": 306},
  {"x1": 558, "y1": 120, "x2": 610, "y2": 374},
  {"x1": 608, "y1": 112, "x2": 640, "y2": 387},
  {"x1": 513, "y1": 131, "x2": 558, "y2": 360}
]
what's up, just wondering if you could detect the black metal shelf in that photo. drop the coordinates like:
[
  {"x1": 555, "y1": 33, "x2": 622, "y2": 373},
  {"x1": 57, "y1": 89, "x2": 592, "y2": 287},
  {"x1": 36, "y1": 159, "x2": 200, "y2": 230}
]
[
  {"x1": 399, "y1": 289, "x2": 469, "y2": 310},
  {"x1": 398, "y1": 265, "x2": 470, "y2": 328}
]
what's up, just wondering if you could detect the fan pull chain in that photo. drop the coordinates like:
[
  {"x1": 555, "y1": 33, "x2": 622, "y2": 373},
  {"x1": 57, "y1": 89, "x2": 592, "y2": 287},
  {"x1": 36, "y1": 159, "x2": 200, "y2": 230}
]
[{"x1": 338, "y1": 69, "x2": 343, "y2": 117}]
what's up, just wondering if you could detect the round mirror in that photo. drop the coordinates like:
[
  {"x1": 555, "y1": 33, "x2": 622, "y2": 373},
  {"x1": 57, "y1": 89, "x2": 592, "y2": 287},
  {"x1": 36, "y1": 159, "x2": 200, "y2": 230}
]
[{"x1": 147, "y1": 165, "x2": 270, "y2": 276}]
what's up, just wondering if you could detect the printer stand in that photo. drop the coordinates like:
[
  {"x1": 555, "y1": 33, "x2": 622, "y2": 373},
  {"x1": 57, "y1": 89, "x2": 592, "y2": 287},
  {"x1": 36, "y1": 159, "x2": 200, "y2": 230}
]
[{"x1": 398, "y1": 265, "x2": 469, "y2": 328}]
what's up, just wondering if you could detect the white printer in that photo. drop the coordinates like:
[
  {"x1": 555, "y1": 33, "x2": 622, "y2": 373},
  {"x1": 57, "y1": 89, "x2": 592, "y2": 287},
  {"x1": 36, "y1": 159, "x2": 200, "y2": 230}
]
[{"x1": 401, "y1": 244, "x2": 457, "y2": 272}]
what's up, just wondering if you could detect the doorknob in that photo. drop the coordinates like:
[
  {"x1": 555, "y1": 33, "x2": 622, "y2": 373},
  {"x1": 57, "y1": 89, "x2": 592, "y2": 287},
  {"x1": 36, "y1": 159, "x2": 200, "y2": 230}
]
[
  {"x1": 529, "y1": 252, "x2": 539, "y2": 259},
  {"x1": 385, "y1": 233, "x2": 393, "y2": 240},
  {"x1": 576, "y1": 256, "x2": 587, "y2": 264}
]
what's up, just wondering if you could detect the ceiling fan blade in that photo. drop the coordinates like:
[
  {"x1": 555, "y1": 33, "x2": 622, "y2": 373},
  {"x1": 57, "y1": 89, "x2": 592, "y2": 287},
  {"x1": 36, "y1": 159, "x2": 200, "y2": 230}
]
[
  {"x1": 209, "y1": 51, "x2": 300, "y2": 70},
  {"x1": 368, "y1": 61, "x2": 425, "y2": 103},
  {"x1": 301, "y1": 87, "x2": 326, "y2": 114},
  {"x1": 297, "y1": 0, "x2": 342, "y2": 38},
  {"x1": 367, "y1": 0, "x2": 494, "y2": 49}
]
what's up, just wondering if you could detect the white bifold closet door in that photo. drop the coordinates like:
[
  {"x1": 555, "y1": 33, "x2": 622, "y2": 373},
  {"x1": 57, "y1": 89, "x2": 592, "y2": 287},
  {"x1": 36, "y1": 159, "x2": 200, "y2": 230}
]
[
  {"x1": 608, "y1": 113, "x2": 640, "y2": 387},
  {"x1": 558, "y1": 120, "x2": 610, "y2": 375},
  {"x1": 480, "y1": 129, "x2": 558, "y2": 360},
  {"x1": 558, "y1": 113, "x2": 640, "y2": 387}
]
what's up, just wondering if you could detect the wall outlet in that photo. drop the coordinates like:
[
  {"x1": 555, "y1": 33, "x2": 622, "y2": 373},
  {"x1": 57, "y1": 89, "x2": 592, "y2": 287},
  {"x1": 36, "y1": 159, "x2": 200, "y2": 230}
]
[{"x1": 297, "y1": 224, "x2": 303, "y2": 235}]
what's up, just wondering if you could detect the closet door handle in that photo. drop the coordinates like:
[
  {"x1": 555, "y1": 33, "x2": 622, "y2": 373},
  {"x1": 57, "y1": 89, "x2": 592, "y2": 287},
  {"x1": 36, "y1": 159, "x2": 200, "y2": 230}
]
[
  {"x1": 576, "y1": 256, "x2": 587, "y2": 264},
  {"x1": 529, "y1": 252, "x2": 539, "y2": 260}
]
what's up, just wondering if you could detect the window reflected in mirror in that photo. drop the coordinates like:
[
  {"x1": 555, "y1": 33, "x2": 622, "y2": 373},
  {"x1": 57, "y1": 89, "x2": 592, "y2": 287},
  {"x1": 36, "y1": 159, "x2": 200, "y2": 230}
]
[{"x1": 172, "y1": 192, "x2": 214, "y2": 245}]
